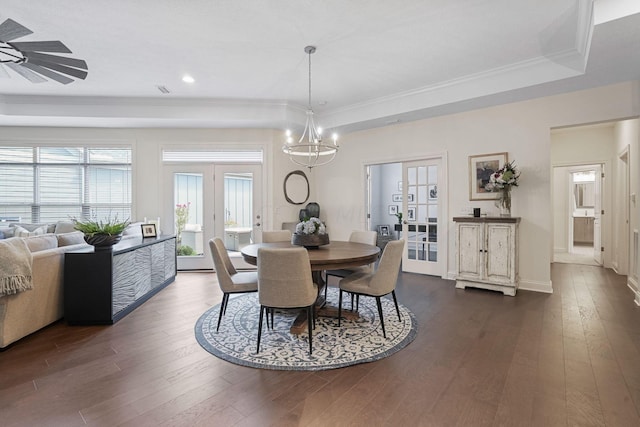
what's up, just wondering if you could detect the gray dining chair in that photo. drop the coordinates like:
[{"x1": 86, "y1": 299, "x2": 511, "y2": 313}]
[
  {"x1": 209, "y1": 238, "x2": 258, "y2": 332},
  {"x1": 338, "y1": 239, "x2": 404, "y2": 338},
  {"x1": 262, "y1": 230, "x2": 292, "y2": 243},
  {"x1": 256, "y1": 246, "x2": 317, "y2": 355},
  {"x1": 325, "y1": 230, "x2": 378, "y2": 305}
]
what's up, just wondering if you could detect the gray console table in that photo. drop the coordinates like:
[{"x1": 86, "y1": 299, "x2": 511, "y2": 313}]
[{"x1": 64, "y1": 235, "x2": 176, "y2": 325}]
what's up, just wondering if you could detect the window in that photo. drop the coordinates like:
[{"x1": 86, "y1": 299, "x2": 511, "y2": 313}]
[{"x1": 0, "y1": 146, "x2": 131, "y2": 223}]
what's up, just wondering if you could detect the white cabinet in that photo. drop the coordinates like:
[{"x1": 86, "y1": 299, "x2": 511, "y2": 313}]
[{"x1": 453, "y1": 217, "x2": 520, "y2": 296}]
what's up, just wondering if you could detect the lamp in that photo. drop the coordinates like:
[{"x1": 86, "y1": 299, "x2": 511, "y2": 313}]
[{"x1": 282, "y1": 46, "x2": 339, "y2": 169}]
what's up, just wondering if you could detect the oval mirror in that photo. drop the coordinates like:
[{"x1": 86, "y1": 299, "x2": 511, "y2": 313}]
[{"x1": 284, "y1": 170, "x2": 310, "y2": 205}]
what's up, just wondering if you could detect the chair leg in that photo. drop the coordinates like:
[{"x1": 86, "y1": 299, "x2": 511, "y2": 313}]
[
  {"x1": 257, "y1": 305, "x2": 265, "y2": 354},
  {"x1": 216, "y1": 293, "x2": 228, "y2": 332},
  {"x1": 338, "y1": 289, "x2": 343, "y2": 326},
  {"x1": 222, "y1": 293, "x2": 229, "y2": 315},
  {"x1": 356, "y1": 295, "x2": 359, "y2": 311},
  {"x1": 350, "y1": 293, "x2": 354, "y2": 311},
  {"x1": 375, "y1": 297, "x2": 386, "y2": 339},
  {"x1": 392, "y1": 290, "x2": 401, "y2": 321},
  {"x1": 307, "y1": 305, "x2": 313, "y2": 355},
  {"x1": 270, "y1": 308, "x2": 274, "y2": 330}
]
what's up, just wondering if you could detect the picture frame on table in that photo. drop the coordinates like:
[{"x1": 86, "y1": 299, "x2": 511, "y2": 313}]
[
  {"x1": 388, "y1": 205, "x2": 398, "y2": 215},
  {"x1": 141, "y1": 223, "x2": 157, "y2": 238},
  {"x1": 469, "y1": 152, "x2": 508, "y2": 200},
  {"x1": 378, "y1": 224, "x2": 391, "y2": 237}
]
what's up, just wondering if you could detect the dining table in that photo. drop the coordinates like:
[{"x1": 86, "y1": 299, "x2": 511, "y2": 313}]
[{"x1": 240, "y1": 240, "x2": 381, "y2": 334}]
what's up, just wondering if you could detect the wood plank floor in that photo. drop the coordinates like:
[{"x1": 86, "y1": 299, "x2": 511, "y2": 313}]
[{"x1": 1, "y1": 263, "x2": 639, "y2": 426}]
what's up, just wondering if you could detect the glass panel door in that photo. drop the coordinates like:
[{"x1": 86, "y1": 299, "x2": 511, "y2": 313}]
[
  {"x1": 402, "y1": 158, "x2": 443, "y2": 276},
  {"x1": 164, "y1": 164, "x2": 214, "y2": 270}
]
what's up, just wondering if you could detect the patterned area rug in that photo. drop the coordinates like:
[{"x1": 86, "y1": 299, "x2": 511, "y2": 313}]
[{"x1": 195, "y1": 287, "x2": 417, "y2": 371}]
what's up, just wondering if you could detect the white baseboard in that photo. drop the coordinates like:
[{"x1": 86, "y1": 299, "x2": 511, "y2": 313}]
[
  {"x1": 627, "y1": 276, "x2": 639, "y2": 306},
  {"x1": 519, "y1": 278, "x2": 553, "y2": 294}
]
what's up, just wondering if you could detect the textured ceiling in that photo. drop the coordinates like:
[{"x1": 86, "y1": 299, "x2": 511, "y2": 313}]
[{"x1": 0, "y1": 0, "x2": 638, "y2": 133}]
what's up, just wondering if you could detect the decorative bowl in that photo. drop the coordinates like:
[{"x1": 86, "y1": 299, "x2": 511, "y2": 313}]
[
  {"x1": 84, "y1": 233, "x2": 123, "y2": 250},
  {"x1": 291, "y1": 233, "x2": 329, "y2": 249}
]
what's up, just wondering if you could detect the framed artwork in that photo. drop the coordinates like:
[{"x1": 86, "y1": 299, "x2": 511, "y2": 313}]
[
  {"x1": 388, "y1": 205, "x2": 398, "y2": 215},
  {"x1": 397, "y1": 181, "x2": 403, "y2": 191},
  {"x1": 469, "y1": 152, "x2": 508, "y2": 200},
  {"x1": 378, "y1": 224, "x2": 391, "y2": 237},
  {"x1": 407, "y1": 207, "x2": 416, "y2": 221},
  {"x1": 429, "y1": 185, "x2": 438, "y2": 200},
  {"x1": 141, "y1": 223, "x2": 157, "y2": 238},
  {"x1": 407, "y1": 193, "x2": 414, "y2": 202},
  {"x1": 392, "y1": 194, "x2": 402, "y2": 202}
]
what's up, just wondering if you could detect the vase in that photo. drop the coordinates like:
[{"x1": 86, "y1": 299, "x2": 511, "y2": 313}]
[
  {"x1": 84, "y1": 233, "x2": 123, "y2": 250},
  {"x1": 497, "y1": 188, "x2": 512, "y2": 217},
  {"x1": 291, "y1": 233, "x2": 329, "y2": 249}
]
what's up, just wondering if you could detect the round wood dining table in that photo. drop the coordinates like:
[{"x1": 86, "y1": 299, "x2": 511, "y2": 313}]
[
  {"x1": 240, "y1": 240, "x2": 380, "y2": 271},
  {"x1": 240, "y1": 241, "x2": 380, "y2": 334}
]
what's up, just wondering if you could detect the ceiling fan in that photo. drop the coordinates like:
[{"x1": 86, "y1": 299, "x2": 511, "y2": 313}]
[{"x1": 0, "y1": 18, "x2": 87, "y2": 84}]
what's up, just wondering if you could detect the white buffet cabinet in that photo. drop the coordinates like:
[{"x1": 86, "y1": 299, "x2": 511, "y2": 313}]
[{"x1": 453, "y1": 217, "x2": 520, "y2": 296}]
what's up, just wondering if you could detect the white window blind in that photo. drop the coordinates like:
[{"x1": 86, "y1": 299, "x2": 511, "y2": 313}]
[{"x1": 162, "y1": 149, "x2": 263, "y2": 163}]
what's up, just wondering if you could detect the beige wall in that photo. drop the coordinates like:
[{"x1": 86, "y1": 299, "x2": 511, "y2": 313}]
[
  {"x1": 1, "y1": 81, "x2": 639, "y2": 295},
  {"x1": 314, "y1": 81, "x2": 640, "y2": 292}
]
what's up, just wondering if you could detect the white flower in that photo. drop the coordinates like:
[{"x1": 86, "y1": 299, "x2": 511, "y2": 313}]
[{"x1": 295, "y1": 217, "x2": 326, "y2": 235}]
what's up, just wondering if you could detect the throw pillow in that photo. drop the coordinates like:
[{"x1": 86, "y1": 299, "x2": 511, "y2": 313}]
[
  {"x1": 23, "y1": 234, "x2": 58, "y2": 252},
  {"x1": 54, "y1": 220, "x2": 77, "y2": 234},
  {"x1": 13, "y1": 225, "x2": 48, "y2": 237},
  {"x1": 57, "y1": 231, "x2": 86, "y2": 247}
]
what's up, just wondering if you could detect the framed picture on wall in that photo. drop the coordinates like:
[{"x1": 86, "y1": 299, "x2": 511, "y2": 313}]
[
  {"x1": 392, "y1": 194, "x2": 402, "y2": 202},
  {"x1": 469, "y1": 152, "x2": 508, "y2": 200},
  {"x1": 397, "y1": 181, "x2": 402, "y2": 191},
  {"x1": 388, "y1": 205, "x2": 398, "y2": 215},
  {"x1": 407, "y1": 207, "x2": 416, "y2": 221}
]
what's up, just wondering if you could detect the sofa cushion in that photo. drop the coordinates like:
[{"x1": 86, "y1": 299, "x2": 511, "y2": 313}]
[
  {"x1": 57, "y1": 231, "x2": 86, "y2": 247},
  {"x1": 13, "y1": 225, "x2": 49, "y2": 237},
  {"x1": 54, "y1": 220, "x2": 76, "y2": 234},
  {"x1": 23, "y1": 234, "x2": 59, "y2": 252},
  {"x1": 0, "y1": 226, "x2": 15, "y2": 238}
]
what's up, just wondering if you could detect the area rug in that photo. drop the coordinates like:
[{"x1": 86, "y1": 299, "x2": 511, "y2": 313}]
[{"x1": 195, "y1": 287, "x2": 417, "y2": 371}]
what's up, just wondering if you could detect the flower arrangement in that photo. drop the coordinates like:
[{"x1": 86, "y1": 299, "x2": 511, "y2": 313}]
[
  {"x1": 484, "y1": 160, "x2": 520, "y2": 192},
  {"x1": 295, "y1": 217, "x2": 326, "y2": 235}
]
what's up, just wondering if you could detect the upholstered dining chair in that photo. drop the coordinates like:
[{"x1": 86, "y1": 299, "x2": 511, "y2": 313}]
[
  {"x1": 262, "y1": 230, "x2": 292, "y2": 243},
  {"x1": 337, "y1": 239, "x2": 405, "y2": 338},
  {"x1": 209, "y1": 238, "x2": 258, "y2": 332},
  {"x1": 325, "y1": 230, "x2": 378, "y2": 304},
  {"x1": 256, "y1": 246, "x2": 317, "y2": 355}
]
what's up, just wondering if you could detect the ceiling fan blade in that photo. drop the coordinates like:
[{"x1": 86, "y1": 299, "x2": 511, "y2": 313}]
[
  {"x1": 24, "y1": 52, "x2": 87, "y2": 70},
  {"x1": 4, "y1": 62, "x2": 47, "y2": 83},
  {"x1": 0, "y1": 18, "x2": 33, "y2": 41},
  {"x1": 11, "y1": 40, "x2": 72, "y2": 53},
  {"x1": 27, "y1": 57, "x2": 87, "y2": 80},
  {"x1": 20, "y1": 62, "x2": 74, "y2": 84}
]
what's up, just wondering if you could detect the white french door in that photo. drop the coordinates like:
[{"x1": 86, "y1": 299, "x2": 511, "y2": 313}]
[
  {"x1": 163, "y1": 163, "x2": 262, "y2": 270},
  {"x1": 401, "y1": 158, "x2": 445, "y2": 276}
]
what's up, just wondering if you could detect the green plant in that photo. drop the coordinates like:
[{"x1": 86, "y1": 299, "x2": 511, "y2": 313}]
[
  {"x1": 175, "y1": 202, "x2": 191, "y2": 243},
  {"x1": 73, "y1": 216, "x2": 130, "y2": 236},
  {"x1": 177, "y1": 245, "x2": 195, "y2": 256}
]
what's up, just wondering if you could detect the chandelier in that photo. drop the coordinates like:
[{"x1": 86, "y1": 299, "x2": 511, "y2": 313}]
[{"x1": 282, "y1": 46, "x2": 339, "y2": 169}]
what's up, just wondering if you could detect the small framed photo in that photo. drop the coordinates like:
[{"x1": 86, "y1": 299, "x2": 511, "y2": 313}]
[
  {"x1": 469, "y1": 152, "x2": 508, "y2": 200},
  {"x1": 407, "y1": 193, "x2": 415, "y2": 202},
  {"x1": 407, "y1": 207, "x2": 416, "y2": 221},
  {"x1": 392, "y1": 194, "x2": 402, "y2": 202},
  {"x1": 397, "y1": 181, "x2": 403, "y2": 191},
  {"x1": 388, "y1": 205, "x2": 398, "y2": 215},
  {"x1": 378, "y1": 224, "x2": 391, "y2": 237},
  {"x1": 141, "y1": 223, "x2": 157, "y2": 238}
]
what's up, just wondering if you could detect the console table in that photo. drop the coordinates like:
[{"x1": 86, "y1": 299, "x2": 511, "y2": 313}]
[{"x1": 64, "y1": 235, "x2": 176, "y2": 325}]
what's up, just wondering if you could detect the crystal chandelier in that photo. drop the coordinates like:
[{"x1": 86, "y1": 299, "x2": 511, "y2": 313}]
[{"x1": 282, "y1": 46, "x2": 339, "y2": 169}]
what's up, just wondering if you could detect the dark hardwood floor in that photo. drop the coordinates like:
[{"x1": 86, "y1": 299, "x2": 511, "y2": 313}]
[{"x1": 1, "y1": 263, "x2": 639, "y2": 426}]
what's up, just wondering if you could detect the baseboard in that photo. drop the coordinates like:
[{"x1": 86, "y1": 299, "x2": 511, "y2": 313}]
[
  {"x1": 519, "y1": 278, "x2": 553, "y2": 294},
  {"x1": 627, "y1": 276, "x2": 639, "y2": 306},
  {"x1": 446, "y1": 270, "x2": 457, "y2": 281}
]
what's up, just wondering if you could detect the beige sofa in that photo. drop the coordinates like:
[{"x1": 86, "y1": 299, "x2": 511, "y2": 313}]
[{"x1": 0, "y1": 232, "x2": 90, "y2": 349}]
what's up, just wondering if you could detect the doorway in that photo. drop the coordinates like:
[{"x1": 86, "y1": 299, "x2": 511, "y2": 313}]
[{"x1": 163, "y1": 163, "x2": 262, "y2": 270}]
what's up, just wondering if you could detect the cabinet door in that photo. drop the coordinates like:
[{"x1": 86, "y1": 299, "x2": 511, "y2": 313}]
[
  {"x1": 457, "y1": 223, "x2": 483, "y2": 280},
  {"x1": 485, "y1": 223, "x2": 515, "y2": 283}
]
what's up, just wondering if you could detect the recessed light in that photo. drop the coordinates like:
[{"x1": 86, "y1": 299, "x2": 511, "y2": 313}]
[{"x1": 182, "y1": 75, "x2": 195, "y2": 83}]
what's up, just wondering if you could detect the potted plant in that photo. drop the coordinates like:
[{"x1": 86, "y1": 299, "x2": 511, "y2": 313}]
[{"x1": 73, "y1": 216, "x2": 130, "y2": 250}]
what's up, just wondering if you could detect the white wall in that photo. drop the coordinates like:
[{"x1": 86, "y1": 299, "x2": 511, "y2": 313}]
[
  {"x1": 313, "y1": 81, "x2": 640, "y2": 293},
  {"x1": 1, "y1": 81, "x2": 639, "y2": 294}
]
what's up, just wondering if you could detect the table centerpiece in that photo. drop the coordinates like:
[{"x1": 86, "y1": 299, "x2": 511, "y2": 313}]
[{"x1": 292, "y1": 217, "x2": 329, "y2": 249}]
